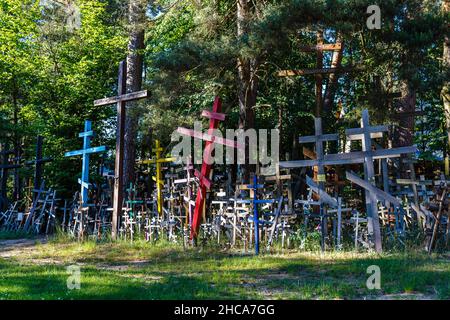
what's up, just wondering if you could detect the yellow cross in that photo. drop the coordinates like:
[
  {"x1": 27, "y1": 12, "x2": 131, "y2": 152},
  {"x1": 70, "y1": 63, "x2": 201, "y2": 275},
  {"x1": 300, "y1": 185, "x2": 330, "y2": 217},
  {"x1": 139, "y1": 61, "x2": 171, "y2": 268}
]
[{"x1": 140, "y1": 140, "x2": 175, "y2": 215}]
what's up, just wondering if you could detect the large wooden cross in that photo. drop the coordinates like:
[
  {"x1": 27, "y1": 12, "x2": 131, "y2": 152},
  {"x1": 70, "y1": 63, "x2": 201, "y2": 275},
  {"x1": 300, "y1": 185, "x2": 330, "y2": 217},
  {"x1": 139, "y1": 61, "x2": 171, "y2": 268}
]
[
  {"x1": 26, "y1": 136, "x2": 53, "y2": 200},
  {"x1": 280, "y1": 109, "x2": 417, "y2": 252},
  {"x1": 65, "y1": 120, "x2": 107, "y2": 206},
  {"x1": 177, "y1": 97, "x2": 243, "y2": 241},
  {"x1": 345, "y1": 110, "x2": 416, "y2": 252},
  {"x1": 277, "y1": 38, "x2": 345, "y2": 114},
  {"x1": 300, "y1": 118, "x2": 338, "y2": 186},
  {"x1": 93, "y1": 61, "x2": 148, "y2": 239},
  {"x1": 139, "y1": 140, "x2": 175, "y2": 216}
]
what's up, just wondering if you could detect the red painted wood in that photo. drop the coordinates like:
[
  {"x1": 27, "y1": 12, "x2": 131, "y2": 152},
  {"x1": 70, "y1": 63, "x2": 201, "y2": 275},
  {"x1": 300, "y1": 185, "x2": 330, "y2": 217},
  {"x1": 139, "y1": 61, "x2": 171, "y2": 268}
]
[
  {"x1": 201, "y1": 110, "x2": 226, "y2": 121},
  {"x1": 190, "y1": 96, "x2": 222, "y2": 239},
  {"x1": 194, "y1": 169, "x2": 212, "y2": 189}
]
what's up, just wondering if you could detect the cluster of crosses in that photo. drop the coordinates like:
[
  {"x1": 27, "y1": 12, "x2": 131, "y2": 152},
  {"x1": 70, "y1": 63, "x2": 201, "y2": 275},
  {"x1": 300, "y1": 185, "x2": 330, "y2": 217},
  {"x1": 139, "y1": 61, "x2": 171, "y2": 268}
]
[
  {"x1": 0, "y1": 136, "x2": 53, "y2": 210},
  {"x1": 280, "y1": 110, "x2": 417, "y2": 253},
  {"x1": 60, "y1": 57, "x2": 418, "y2": 254}
]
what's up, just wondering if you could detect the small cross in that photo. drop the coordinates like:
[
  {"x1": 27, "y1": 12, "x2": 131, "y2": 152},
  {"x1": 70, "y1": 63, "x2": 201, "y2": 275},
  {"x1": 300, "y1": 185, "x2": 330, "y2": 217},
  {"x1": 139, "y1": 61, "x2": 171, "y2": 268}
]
[{"x1": 139, "y1": 139, "x2": 175, "y2": 216}]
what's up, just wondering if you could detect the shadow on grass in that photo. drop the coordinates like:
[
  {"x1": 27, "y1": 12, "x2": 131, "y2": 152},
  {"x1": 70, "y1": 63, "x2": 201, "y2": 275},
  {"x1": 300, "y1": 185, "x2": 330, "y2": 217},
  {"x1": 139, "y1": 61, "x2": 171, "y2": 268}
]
[{"x1": 1, "y1": 248, "x2": 448, "y2": 300}]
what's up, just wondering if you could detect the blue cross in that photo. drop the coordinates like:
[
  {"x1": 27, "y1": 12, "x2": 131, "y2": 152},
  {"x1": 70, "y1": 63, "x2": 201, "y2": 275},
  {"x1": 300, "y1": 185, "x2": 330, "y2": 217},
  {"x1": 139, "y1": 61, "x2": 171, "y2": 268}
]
[
  {"x1": 65, "y1": 120, "x2": 107, "y2": 205},
  {"x1": 247, "y1": 175, "x2": 274, "y2": 255}
]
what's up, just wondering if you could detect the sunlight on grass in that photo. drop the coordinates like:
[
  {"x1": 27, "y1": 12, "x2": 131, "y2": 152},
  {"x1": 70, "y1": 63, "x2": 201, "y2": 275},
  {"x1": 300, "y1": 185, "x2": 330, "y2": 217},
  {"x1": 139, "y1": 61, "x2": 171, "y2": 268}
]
[{"x1": 0, "y1": 238, "x2": 448, "y2": 300}]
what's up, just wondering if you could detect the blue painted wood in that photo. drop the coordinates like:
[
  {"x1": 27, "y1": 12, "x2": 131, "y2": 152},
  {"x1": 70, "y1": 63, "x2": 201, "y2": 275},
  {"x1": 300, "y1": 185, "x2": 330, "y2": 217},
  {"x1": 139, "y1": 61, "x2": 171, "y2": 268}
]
[
  {"x1": 247, "y1": 175, "x2": 274, "y2": 255},
  {"x1": 65, "y1": 120, "x2": 107, "y2": 205}
]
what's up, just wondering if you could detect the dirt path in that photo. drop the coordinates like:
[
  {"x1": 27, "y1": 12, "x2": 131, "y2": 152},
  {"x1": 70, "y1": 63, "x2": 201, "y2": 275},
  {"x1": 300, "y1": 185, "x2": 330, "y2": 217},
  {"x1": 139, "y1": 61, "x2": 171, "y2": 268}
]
[{"x1": 0, "y1": 237, "x2": 47, "y2": 259}]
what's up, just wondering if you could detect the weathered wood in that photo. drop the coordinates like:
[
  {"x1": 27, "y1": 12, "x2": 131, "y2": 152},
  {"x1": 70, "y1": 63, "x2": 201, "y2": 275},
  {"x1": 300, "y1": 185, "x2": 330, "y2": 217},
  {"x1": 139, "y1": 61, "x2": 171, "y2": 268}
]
[
  {"x1": 306, "y1": 175, "x2": 338, "y2": 208},
  {"x1": 93, "y1": 90, "x2": 148, "y2": 106},
  {"x1": 346, "y1": 171, "x2": 402, "y2": 207},
  {"x1": 348, "y1": 110, "x2": 382, "y2": 252},
  {"x1": 94, "y1": 61, "x2": 148, "y2": 240},
  {"x1": 280, "y1": 146, "x2": 417, "y2": 168},
  {"x1": 298, "y1": 43, "x2": 342, "y2": 52},
  {"x1": 277, "y1": 67, "x2": 345, "y2": 77},
  {"x1": 25, "y1": 136, "x2": 53, "y2": 200}
]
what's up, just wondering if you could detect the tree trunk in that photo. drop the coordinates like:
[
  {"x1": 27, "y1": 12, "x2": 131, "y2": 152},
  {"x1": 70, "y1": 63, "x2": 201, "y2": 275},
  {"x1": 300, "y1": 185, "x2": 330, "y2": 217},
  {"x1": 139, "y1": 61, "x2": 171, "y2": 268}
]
[
  {"x1": 12, "y1": 80, "x2": 20, "y2": 201},
  {"x1": 123, "y1": 0, "x2": 146, "y2": 189},
  {"x1": 237, "y1": 0, "x2": 258, "y2": 182},
  {"x1": 323, "y1": 36, "x2": 344, "y2": 113},
  {"x1": 442, "y1": 1, "x2": 450, "y2": 158},
  {"x1": 395, "y1": 80, "x2": 416, "y2": 148}
]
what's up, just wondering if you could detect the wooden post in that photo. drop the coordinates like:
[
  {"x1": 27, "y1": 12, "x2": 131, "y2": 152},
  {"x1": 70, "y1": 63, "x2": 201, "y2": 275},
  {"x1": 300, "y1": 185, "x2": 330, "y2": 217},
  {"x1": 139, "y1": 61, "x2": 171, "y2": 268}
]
[{"x1": 93, "y1": 61, "x2": 148, "y2": 240}]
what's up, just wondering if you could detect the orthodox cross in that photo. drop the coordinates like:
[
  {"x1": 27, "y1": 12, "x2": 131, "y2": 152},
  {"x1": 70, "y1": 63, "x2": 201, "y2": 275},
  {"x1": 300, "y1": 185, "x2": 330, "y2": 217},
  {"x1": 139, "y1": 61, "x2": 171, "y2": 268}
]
[
  {"x1": 280, "y1": 109, "x2": 417, "y2": 253},
  {"x1": 139, "y1": 140, "x2": 175, "y2": 216},
  {"x1": 177, "y1": 96, "x2": 243, "y2": 241},
  {"x1": 277, "y1": 37, "x2": 345, "y2": 115},
  {"x1": 93, "y1": 61, "x2": 148, "y2": 239},
  {"x1": 65, "y1": 120, "x2": 107, "y2": 206},
  {"x1": 247, "y1": 174, "x2": 274, "y2": 255},
  {"x1": 26, "y1": 136, "x2": 53, "y2": 200},
  {"x1": 344, "y1": 110, "x2": 415, "y2": 252}
]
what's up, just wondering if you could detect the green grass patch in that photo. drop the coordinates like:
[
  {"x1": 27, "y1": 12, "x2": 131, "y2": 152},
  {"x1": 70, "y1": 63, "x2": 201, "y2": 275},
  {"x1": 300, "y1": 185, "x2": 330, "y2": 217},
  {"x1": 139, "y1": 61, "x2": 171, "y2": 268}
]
[{"x1": 0, "y1": 238, "x2": 448, "y2": 300}]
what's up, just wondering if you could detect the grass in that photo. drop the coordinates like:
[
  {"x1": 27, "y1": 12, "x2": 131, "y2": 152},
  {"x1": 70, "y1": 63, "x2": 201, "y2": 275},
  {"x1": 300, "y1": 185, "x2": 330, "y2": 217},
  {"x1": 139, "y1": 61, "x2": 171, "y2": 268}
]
[{"x1": 0, "y1": 237, "x2": 448, "y2": 300}]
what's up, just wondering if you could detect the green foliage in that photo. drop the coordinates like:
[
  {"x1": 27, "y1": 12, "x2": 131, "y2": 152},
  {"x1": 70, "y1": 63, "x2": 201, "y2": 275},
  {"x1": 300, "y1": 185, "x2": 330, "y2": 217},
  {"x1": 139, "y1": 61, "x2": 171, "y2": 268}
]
[{"x1": 0, "y1": 0, "x2": 448, "y2": 200}]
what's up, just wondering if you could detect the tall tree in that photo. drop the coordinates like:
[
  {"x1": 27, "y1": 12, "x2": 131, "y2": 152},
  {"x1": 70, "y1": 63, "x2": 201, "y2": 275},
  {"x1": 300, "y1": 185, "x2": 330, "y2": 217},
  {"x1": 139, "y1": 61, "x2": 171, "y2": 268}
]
[
  {"x1": 237, "y1": 0, "x2": 259, "y2": 181},
  {"x1": 442, "y1": 0, "x2": 450, "y2": 159},
  {"x1": 123, "y1": 0, "x2": 147, "y2": 188}
]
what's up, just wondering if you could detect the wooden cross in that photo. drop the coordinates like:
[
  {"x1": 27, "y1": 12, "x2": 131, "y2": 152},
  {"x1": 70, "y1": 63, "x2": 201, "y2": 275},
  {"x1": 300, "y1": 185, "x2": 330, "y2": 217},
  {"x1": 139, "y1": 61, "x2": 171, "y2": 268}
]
[
  {"x1": 280, "y1": 109, "x2": 417, "y2": 252},
  {"x1": 26, "y1": 136, "x2": 53, "y2": 200},
  {"x1": 177, "y1": 96, "x2": 243, "y2": 241},
  {"x1": 139, "y1": 140, "x2": 175, "y2": 216},
  {"x1": 277, "y1": 36, "x2": 345, "y2": 114},
  {"x1": 174, "y1": 156, "x2": 195, "y2": 226},
  {"x1": 247, "y1": 174, "x2": 274, "y2": 255},
  {"x1": 65, "y1": 120, "x2": 107, "y2": 206},
  {"x1": 93, "y1": 61, "x2": 148, "y2": 240},
  {"x1": 300, "y1": 118, "x2": 338, "y2": 186}
]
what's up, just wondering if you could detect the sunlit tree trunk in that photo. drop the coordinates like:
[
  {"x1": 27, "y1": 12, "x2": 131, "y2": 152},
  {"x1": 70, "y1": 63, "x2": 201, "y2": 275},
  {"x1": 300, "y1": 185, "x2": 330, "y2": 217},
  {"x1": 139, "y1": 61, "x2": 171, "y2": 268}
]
[
  {"x1": 123, "y1": 0, "x2": 146, "y2": 188},
  {"x1": 442, "y1": 1, "x2": 450, "y2": 160}
]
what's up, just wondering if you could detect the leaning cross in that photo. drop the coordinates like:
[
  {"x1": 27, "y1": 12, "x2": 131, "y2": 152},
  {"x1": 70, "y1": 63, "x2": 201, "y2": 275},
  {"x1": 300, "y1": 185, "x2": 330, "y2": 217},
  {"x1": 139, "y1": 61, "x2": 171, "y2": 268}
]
[
  {"x1": 177, "y1": 97, "x2": 243, "y2": 241},
  {"x1": 94, "y1": 61, "x2": 148, "y2": 239},
  {"x1": 65, "y1": 120, "x2": 107, "y2": 206}
]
